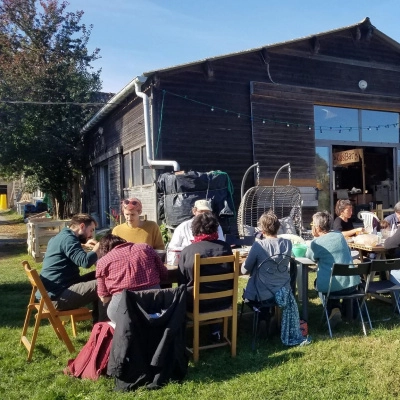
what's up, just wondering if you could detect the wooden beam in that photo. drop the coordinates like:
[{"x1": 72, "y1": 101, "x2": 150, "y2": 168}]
[{"x1": 269, "y1": 48, "x2": 400, "y2": 73}]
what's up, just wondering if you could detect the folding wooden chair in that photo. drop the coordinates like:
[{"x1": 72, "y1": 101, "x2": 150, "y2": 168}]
[
  {"x1": 20, "y1": 261, "x2": 92, "y2": 361},
  {"x1": 186, "y1": 252, "x2": 239, "y2": 362},
  {"x1": 319, "y1": 262, "x2": 372, "y2": 338},
  {"x1": 367, "y1": 258, "x2": 400, "y2": 326}
]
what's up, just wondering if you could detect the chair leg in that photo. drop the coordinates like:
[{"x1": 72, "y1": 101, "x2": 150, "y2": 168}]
[
  {"x1": 356, "y1": 300, "x2": 367, "y2": 336},
  {"x1": 223, "y1": 317, "x2": 228, "y2": 339},
  {"x1": 26, "y1": 311, "x2": 44, "y2": 361},
  {"x1": 360, "y1": 299, "x2": 372, "y2": 330},
  {"x1": 70, "y1": 315, "x2": 77, "y2": 338},
  {"x1": 392, "y1": 291, "x2": 400, "y2": 315},
  {"x1": 193, "y1": 319, "x2": 200, "y2": 362},
  {"x1": 49, "y1": 316, "x2": 75, "y2": 353},
  {"x1": 252, "y1": 308, "x2": 260, "y2": 351},
  {"x1": 21, "y1": 305, "x2": 34, "y2": 343},
  {"x1": 231, "y1": 315, "x2": 237, "y2": 357}
]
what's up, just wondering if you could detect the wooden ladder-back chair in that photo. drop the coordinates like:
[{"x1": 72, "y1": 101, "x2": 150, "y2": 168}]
[
  {"x1": 186, "y1": 252, "x2": 240, "y2": 362},
  {"x1": 21, "y1": 261, "x2": 92, "y2": 361}
]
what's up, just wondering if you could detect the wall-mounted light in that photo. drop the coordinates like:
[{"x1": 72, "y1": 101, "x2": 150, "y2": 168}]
[{"x1": 358, "y1": 80, "x2": 368, "y2": 90}]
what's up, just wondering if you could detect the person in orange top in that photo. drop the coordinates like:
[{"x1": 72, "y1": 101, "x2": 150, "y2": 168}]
[{"x1": 112, "y1": 197, "x2": 165, "y2": 250}]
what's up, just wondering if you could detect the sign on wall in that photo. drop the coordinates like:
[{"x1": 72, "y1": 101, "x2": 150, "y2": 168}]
[{"x1": 333, "y1": 148, "x2": 363, "y2": 166}]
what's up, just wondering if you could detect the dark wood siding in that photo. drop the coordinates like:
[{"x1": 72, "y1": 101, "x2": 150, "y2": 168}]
[{"x1": 83, "y1": 19, "x2": 400, "y2": 224}]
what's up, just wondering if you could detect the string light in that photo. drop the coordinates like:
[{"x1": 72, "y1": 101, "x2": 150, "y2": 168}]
[{"x1": 155, "y1": 88, "x2": 400, "y2": 133}]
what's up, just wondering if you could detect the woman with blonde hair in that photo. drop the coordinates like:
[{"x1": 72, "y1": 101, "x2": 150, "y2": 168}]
[{"x1": 112, "y1": 197, "x2": 165, "y2": 249}]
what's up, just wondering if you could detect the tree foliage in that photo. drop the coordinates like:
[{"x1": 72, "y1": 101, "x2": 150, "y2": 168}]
[{"x1": 0, "y1": 0, "x2": 102, "y2": 217}]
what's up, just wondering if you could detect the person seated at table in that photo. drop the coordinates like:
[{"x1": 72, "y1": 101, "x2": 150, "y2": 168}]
[
  {"x1": 112, "y1": 197, "x2": 165, "y2": 250},
  {"x1": 306, "y1": 211, "x2": 360, "y2": 327},
  {"x1": 241, "y1": 211, "x2": 293, "y2": 303},
  {"x1": 333, "y1": 199, "x2": 363, "y2": 238},
  {"x1": 168, "y1": 199, "x2": 224, "y2": 251},
  {"x1": 241, "y1": 212, "x2": 308, "y2": 346},
  {"x1": 384, "y1": 202, "x2": 400, "y2": 230},
  {"x1": 178, "y1": 212, "x2": 232, "y2": 342},
  {"x1": 96, "y1": 233, "x2": 168, "y2": 324}
]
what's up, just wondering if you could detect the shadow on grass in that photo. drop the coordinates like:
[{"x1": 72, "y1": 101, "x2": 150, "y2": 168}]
[{"x1": 1, "y1": 282, "x2": 32, "y2": 328}]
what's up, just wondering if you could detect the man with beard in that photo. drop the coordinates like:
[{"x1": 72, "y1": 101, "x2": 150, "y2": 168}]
[{"x1": 39, "y1": 213, "x2": 106, "y2": 322}]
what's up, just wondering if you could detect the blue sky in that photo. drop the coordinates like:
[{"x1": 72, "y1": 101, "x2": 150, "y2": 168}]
[{"x1": 66, "y1": 0, "x2": 400, "y2": 93}]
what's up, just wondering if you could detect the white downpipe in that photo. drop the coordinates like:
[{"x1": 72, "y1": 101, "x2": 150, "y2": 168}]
[{"x1": 134, "y1": 76, "x2": 180, "y2": 172}]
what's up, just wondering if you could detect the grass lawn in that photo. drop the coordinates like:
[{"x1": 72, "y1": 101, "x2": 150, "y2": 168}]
[{"x1": 1, "y1": 210, "x2": 400, "y2": 399}]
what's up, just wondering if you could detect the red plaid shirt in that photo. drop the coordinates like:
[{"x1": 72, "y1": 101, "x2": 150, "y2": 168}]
[{"x1": 95, "y1": 242, "x2": 168, "y2": 297}]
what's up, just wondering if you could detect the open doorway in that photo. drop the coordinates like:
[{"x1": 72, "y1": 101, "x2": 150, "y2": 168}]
[{"x1": 332, "y1": 145, "x2": 395, "y2": 220}]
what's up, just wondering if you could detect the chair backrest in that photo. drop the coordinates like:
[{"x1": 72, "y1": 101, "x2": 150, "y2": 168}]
[
  {"x1": 358, "y1": 211, "x2": 379, "y2": 232},
  {"x1": 254, "y1": 253, "x2": 293, "y2": 300},
  {"x1": 237, "y1": 185, "x2": 303, "y2": 237},
  {"x1": 370, "y1": 258, "x2": 400, "y2": 274},
  {"x1": 22, "y1": 260, "x2": 58, "y2": 314},
  {"x1": 225, "y1": 234, "x2": 255, "y2": 248},
  {"x1": 192, "y1": 252, "x2": 239, "y2": 315},
  {"x1": 327, "y1": 262, "x2": 371, "y2": 296}
]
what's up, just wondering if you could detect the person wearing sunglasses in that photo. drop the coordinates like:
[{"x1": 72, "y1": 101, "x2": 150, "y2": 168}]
[{"x1": 112, "y1": 197, "x2": 165, "y2": 250}]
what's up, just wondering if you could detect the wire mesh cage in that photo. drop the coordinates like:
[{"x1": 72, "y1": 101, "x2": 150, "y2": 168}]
[{"x1": 237, "y1": 185, "x2": 303, "y2": 237}]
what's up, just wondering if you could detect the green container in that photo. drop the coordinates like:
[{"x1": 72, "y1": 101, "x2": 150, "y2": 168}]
[{"x1": 292, "y1": 243, "x2": 307, "y2": 258}]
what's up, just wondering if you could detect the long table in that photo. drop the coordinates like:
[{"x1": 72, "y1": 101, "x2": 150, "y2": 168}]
[
  {"x1": 166, "y1": 255, "x2": 316, "y2": 321},
  {"x1": 294, "y1": 257, "x2": 317, "y2": 321},
  {"x1": 347, "y1": 242, "x2": 387, "y2": 260}
]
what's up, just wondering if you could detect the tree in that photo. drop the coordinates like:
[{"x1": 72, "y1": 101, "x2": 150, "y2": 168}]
[{"x1": 0, "y1": 0, "x2": 102, "y2": 217}]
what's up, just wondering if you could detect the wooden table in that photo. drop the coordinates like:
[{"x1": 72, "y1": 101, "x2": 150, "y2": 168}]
[
  {"x1": 348, "y1": 242, "x2": 387, "y2": 260},
  {"x1": 348, "y1": 242, "x2": 393, "y2": 304}
]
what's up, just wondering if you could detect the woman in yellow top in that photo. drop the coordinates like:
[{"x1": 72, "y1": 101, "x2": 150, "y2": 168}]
[{"x1": 112, "y1": 197, "x2": 165, "y2": 250}]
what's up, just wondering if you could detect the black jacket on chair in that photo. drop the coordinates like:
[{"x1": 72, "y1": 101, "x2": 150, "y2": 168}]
[{"x1": 107, "y1": 285, "x2": 188, "y2": 391}]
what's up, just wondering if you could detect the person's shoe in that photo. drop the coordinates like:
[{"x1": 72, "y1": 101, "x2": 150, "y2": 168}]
[
  {"x1": 328, "y1": 308, "x2": 342, "y2": 329},
  {"x1": 210, "y1": 330, "x2": 222, "y2": 343}
]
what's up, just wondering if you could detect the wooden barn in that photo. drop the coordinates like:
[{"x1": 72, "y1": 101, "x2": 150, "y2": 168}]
[{"x1": 81, "y1": 17, "x2": 400, "y2": 230}]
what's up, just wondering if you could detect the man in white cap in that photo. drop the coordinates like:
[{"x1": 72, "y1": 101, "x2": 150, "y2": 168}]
[{"x1": 168, "y1": 199, "x2": 224, "y2": 251}]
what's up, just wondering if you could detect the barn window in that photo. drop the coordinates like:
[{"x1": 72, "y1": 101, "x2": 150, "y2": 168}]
[
  {"x1": 123, "y1": 145, "x2": 152, "y2": 188},
  {"x1": 314, "y1": 105, "x2": 399, "y2": 143}
]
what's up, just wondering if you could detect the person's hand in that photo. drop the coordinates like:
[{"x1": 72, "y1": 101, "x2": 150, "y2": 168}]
[
  {"x1": 99, "y1": 295, "x2": 111, "y2": 304},
  {"x1": 85, "y1": 238, "x2": 98, "y2": 247},
  {"x1": 92, "y1": 241, "x2": 100, "y2": 254},
  {"x1": 355, "y1": 227, "x2": 364, "y2": 235}
]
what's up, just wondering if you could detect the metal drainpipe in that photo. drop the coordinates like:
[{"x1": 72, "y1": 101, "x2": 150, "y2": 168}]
[{"x1": 134, "y1": 76, "x2": 180, "y2": 172}]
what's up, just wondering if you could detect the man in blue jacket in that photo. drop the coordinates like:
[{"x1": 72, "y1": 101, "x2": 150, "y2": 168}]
[{"x1": 39, "y1": 213, "x2": 105, "y2": 321}]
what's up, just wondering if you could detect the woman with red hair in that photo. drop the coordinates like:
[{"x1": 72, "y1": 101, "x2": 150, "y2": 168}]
[{"x1": 112, "y1": 197, "x2": 165, "y2": 250}]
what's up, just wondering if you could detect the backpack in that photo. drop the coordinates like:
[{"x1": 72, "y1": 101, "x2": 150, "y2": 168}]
[{"x1": 64, "y1": 322, "x2": 114, "y2": 380}]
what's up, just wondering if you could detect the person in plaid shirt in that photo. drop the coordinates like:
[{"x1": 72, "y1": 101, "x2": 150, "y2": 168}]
[{"x1": 96, "y1": 233, "x2": 168, "y2": 323}]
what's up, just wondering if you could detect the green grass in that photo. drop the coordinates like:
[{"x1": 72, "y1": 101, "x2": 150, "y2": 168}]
[{"x1": 2, "y1": 241, "x2": 400, "y2": 399}]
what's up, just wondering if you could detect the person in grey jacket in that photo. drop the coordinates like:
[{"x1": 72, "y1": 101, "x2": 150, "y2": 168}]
[{"x1": 241, "y1": 212, "x2": 292, "y2": 303}]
